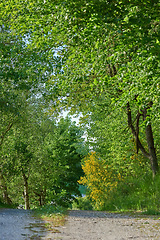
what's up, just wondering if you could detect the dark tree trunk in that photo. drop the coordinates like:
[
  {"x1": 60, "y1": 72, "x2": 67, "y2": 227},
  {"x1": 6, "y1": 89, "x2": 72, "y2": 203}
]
[
  {"x1": 127, "y1": 102, "x2": 158, "y2": 178},
  {"x1": 145, "y1": 123, "x2": 158, "y2": 177},
  {"x1": 34, "y1": 189, "x2": 46, "y2": 206},
  {"x1": 143, "y1": 107, "x2": 159, "y2": 177}
]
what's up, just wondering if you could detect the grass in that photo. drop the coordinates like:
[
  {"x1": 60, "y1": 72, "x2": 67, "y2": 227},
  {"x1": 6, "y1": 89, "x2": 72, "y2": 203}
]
[
  {"x1": 142, "y1": 209, "x2": 160, "y2": 216},
  {"x1": 32, "y1": 204, "x2": 67, "y2": 233},
  {"x1": 0, "y1": 202, "x2": 67, "y2": 234}
]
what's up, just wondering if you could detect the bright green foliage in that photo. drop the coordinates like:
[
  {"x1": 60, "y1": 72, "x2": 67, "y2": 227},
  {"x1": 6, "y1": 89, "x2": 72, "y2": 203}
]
[
  {"x1": 1, "y1": 0, "x2": 160, "y2": 210},
  {"x1": 0, "y1": 23, "x2": 55, "y2": 150},
  {"x1": 0, "y1": 110, "x2": 86, "y2": 208},
  {"x1": 31, "y1": 117, "x2": 86, "y2": 207},
  {"x1": 1, "y1": 1, "x2": 159, "y2": 116}
]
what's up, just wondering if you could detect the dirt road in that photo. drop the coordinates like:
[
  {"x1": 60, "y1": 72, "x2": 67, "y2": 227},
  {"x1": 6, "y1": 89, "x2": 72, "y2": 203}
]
[
  {"x1": 1, "y1": 209, "x2": 160, "y2": 239},
  {"x1": 47, "y1": 210, "x2": 160, "y2": 240},
  {"x1": 0, "y1": 208, "x2": 47, "y2": 240}
]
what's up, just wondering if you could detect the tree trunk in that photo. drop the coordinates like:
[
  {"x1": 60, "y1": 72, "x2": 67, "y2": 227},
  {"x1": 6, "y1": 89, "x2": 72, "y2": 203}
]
[
  {"x1": 0, "y1": 172, "x2": 12, "y2": 205},
  {"x1": 42, "y1": 189, "x2": 46, "y2": 205},
  {"x1": 127, "y1": 102, "x2": 159, "y2": 178},
  {"x1": 34, "y1": 189, "x2": 46, "y2": 206},
  {"x1": 145, "y1": 124, "x2": 158, "y2": 177},
  {"x1": 144, "y1": 110, "x2": 159, "y2": 177},
  {"x1": 22, "y1": 172, "x2": 30, "y2": 210}
]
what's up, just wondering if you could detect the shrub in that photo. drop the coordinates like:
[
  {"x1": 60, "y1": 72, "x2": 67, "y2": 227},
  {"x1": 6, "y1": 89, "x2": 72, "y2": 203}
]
[{"x1": 72, "y1": 196, "x2": 93, "y2": 210}]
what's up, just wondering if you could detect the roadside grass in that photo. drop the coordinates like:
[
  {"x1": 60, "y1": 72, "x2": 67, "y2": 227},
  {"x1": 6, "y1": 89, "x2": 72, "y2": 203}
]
[
  {"x1": 71, "y1": 195, "x2": 160, "y2": 220},
  {"x1": 142, "y1": 209, "x2": 160, "y2": 216},
  {"x1": 33, "y1": 204, "x2": 67, "y2": 232}
]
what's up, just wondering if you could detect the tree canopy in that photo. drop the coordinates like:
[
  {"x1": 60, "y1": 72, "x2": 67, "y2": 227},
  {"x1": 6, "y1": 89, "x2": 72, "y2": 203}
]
[{"x1": 0, "y1": 0, "x2": 160, "y2": 210}]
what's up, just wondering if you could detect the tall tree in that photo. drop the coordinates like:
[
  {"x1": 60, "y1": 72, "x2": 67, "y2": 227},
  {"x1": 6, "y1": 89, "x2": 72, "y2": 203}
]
[{"x1": 1, "y1": 0, "x2": 159, "y2": 178}]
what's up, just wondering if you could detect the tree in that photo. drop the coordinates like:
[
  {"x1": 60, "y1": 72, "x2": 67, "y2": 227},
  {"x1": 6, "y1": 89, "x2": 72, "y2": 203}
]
[
  {"x1": 14, "y1": 141, "x2": 33, "y2": 209},
  {"x1": 0, "y1": 107, "x2": 87, "y2": 208},
  {"x1": 79, "y1": 151, "x2": 121, "y2": 210},
  {"x1": 1, "y1": 1, "x2": 159, "y2": 204},
  {"x1": 0, "y1": 104, "x2": 41, "y2": 208},
  {"x1": 33, "y1": 117, "x2": 86, "y2": 207},
  {"x1": 0, "y1": 19, "x2": 56, "y2": 205},
  {"x1": 4, "y1": 0, "x2": 158, "y2": 177},
  {"x1": 0, "y1": 21, "x2": 55, "y2": 148}
]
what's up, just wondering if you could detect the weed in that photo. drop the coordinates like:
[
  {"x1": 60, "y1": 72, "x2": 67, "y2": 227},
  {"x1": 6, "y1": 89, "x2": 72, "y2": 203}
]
[{"x1": 32, "y1": 204, "x2": 67, "y2": 233}]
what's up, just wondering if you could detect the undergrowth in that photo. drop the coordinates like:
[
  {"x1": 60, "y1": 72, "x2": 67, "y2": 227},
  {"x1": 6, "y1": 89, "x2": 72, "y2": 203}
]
[
  {"x1": 33, "y1": 204, "x2": 67, "y2": 230},
  {"x1": 75, "y1": 173, "x2": 160, "y2": 214},
  {"x1": 0, "y1": 202, "x2": 17, "y2": 209}
]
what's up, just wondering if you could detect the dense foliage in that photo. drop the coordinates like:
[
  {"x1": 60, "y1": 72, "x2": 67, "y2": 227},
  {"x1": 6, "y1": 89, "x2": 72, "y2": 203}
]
[
  {"x1": 1, "y1": 0, "x2": 160, "y2": 211},
  {"x1": 1, "y1": 112, "x2": 86, "y2": 208}
]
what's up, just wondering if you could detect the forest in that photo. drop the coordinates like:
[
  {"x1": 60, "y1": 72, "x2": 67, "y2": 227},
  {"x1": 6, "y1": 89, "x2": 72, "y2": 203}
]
[{"x1": 0, "y1": 0, "x2": 160, "y2": 212}]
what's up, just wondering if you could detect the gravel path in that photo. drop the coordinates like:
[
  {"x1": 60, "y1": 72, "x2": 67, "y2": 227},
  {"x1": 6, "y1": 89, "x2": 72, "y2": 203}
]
[
  {"x1": 1, "y1": 209, "x2": 160, "y2": 239},
  {"x1": 47, "y1": 210, "x2": 160, "y2": 240}
]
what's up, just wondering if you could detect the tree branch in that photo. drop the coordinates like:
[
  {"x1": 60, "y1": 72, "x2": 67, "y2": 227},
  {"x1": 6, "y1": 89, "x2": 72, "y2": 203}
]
[
  {"x1": 0, "y1": 122, "x2": 13, "y2": 146},
  {"x1": 136, "y1": 111, "x2": 141, "y2": 154},
  {"x1": 126, "y1": 102, "x2": 150, "y2": 158}
]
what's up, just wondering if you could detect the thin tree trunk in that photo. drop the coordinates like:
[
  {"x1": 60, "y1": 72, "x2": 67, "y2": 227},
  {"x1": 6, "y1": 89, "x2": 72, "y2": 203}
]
[
  {"x1": 22, "y1": 172, "x2": 30, "y2": 210},
  {"x1": 127, "y1": 103, "x2": 150, "y2": 158},
  {"x1": 145, "y1": 123, "x2": 158, "y2": 177},
  {"x1": 42, "y1": 188, "x2": 46, "y2": 205}
]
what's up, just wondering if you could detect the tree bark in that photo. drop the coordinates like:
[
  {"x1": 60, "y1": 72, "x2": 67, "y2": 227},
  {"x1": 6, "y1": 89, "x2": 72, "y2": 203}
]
[
  {"x1": 143, "y1": 108, "x2": 159, "y2": 177},
  {"x1": 34, "y1": 189, "x2": 46, "y2": 206},
  {"x1": 126, "y1": 102, "x2": 158, "y2": 178},
  {"x1": 22, "y1": 172, "x2": 30, "y2": 210}
]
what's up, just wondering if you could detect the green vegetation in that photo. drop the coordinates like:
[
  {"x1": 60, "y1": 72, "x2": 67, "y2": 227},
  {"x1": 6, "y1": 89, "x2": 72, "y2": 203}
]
[
  {"x1": 0, "y1": 0, "x2": 160, "y2": 214},
  {"x1": 101, "y1": 173, "x2": 160, "y2": 212},
  {"x1": 72, "y1": 196, "x2": 93, "y2": 210},
  {"x1": 32, "y1": 205, "x2": 67, "y2": 233},
  {"x1": 0, "y1": 114, "x2": 86, "y2": 209},
  {"x1": 33, "y1": 204, "x2": 66, "y2": 218},
  {"x1": 142, "y1": 209, "x2": 160, "y2": 216},
  {"x1": 0, "y1": 201, "x2": 17, "y2": 209}
]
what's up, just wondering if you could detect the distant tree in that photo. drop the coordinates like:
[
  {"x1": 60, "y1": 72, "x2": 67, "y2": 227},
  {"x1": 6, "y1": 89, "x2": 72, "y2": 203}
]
[
  {"x1": 0, "y1": 110, "x2": 87, "y2": 208},
  {"x1": 32, "y1": 117, "x2": 87, "y2": 207}
]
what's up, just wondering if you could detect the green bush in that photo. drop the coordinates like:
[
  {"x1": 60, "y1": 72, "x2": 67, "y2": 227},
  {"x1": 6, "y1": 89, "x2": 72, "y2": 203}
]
[
  {"x1": 100, "y1": 173, "x2": 160, "y2": 212},
  {"x1": 33, "y1": 204, "x2": 66, "y2": 218},
  {"x1": 72, "y1": 196, "x2": 93, "y2": 210}
]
